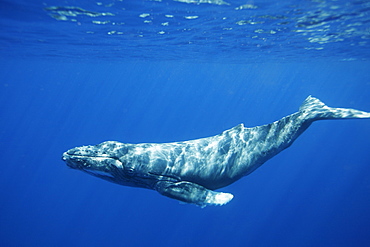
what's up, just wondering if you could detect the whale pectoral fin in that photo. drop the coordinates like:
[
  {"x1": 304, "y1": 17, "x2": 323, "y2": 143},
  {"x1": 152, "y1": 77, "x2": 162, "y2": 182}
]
[{"x1": 155, "y1": 181, "x2": 233, "y2": 207}]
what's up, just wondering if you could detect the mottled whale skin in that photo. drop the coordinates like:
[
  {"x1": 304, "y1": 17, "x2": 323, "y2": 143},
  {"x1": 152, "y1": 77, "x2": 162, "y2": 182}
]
[{"x1": 62, "y1": 96, "x2": 370, "y2": 207}]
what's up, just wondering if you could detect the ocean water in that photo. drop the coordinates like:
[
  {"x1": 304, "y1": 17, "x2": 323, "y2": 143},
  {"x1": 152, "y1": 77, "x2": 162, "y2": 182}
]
[{"x1": 1, "y1": 0, "x2": 370, "y2": 246}]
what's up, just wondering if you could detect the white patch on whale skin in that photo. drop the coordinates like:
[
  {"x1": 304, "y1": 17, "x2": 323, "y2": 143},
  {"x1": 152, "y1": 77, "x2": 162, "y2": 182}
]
[{"x1": 205, "y1": 191, "x2": 234, "y2": 206}]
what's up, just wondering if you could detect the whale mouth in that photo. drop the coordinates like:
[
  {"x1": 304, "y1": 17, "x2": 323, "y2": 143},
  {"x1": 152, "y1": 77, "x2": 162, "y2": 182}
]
[
  {"x1": 62, "y1": 151, "x2": 116, "y2": 162},
  {"x1": 62, "y1": 151, "x2": 83, "y2": 162},
  {"x1": 61, "y1": 151, "x2": 98, "y2": 169},
  {"x1": 62, "y1": 152, "x2": 71, "y2": 161},
  {"x1": 62, "y1": 152, "x2": 85, "y2": 169},
  {"x1": 62, "y1": 149, "x2": 124, "y2": 172},
  {"x1": 62, "y1": 151, "x2": 91, "y2": 160}
]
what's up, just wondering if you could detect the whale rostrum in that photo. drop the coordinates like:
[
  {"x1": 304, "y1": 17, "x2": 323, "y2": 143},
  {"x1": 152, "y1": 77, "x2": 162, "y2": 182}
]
[{"x1": 62, "y1": 96, "x2": 370, "y2": 207}]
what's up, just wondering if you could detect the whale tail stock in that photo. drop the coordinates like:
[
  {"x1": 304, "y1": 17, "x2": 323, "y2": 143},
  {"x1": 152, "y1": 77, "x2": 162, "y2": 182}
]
[
  {"x1": 299, "y1": 96, "x2": 370, "y2": 121},
  {"x1": 252, "y1": 95, "x2": 370, "y2": 163}
]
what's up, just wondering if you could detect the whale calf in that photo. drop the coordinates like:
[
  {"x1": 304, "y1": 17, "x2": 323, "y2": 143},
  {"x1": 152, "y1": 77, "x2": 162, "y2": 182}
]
[{"x1": 62, "y1": 96, "x2": 370, "y2": 207}]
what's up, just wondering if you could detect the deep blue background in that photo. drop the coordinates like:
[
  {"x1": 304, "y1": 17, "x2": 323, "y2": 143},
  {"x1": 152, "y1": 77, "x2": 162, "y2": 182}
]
[{"x1": 0, "y1": 58, "x2": 369, "y2": 246}]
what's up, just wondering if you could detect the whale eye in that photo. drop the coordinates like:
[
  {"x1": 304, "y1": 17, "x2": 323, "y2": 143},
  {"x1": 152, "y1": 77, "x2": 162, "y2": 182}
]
[{"x1": 126, "y1": 167, "x2": 135, "y2": 175}]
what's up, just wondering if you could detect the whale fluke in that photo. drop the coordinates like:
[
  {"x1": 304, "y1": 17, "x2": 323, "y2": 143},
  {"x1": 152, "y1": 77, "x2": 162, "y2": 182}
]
[{"x1": 300, "y1": 95, "x2": 370, "y2": 120}]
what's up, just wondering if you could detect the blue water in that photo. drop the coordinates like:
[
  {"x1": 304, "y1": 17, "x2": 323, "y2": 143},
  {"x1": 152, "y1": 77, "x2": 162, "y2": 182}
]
[{"x1": 1, "y1": 0, "x2": 370, "y2": 247}]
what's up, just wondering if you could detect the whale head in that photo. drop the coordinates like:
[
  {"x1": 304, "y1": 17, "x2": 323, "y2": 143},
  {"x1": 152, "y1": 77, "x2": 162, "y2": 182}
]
[
  {"x1": 62, "y1": 144, "x2": 124, "y2": 179},
  {"x1": 62, "y1": 141, "x2": 156, "y2": 188}
]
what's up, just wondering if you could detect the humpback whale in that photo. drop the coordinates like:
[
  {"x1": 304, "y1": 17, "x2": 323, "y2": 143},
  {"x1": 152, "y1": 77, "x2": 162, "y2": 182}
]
[{"x1": 62, "y1": 96, "x2": 370, "y2": 207}]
